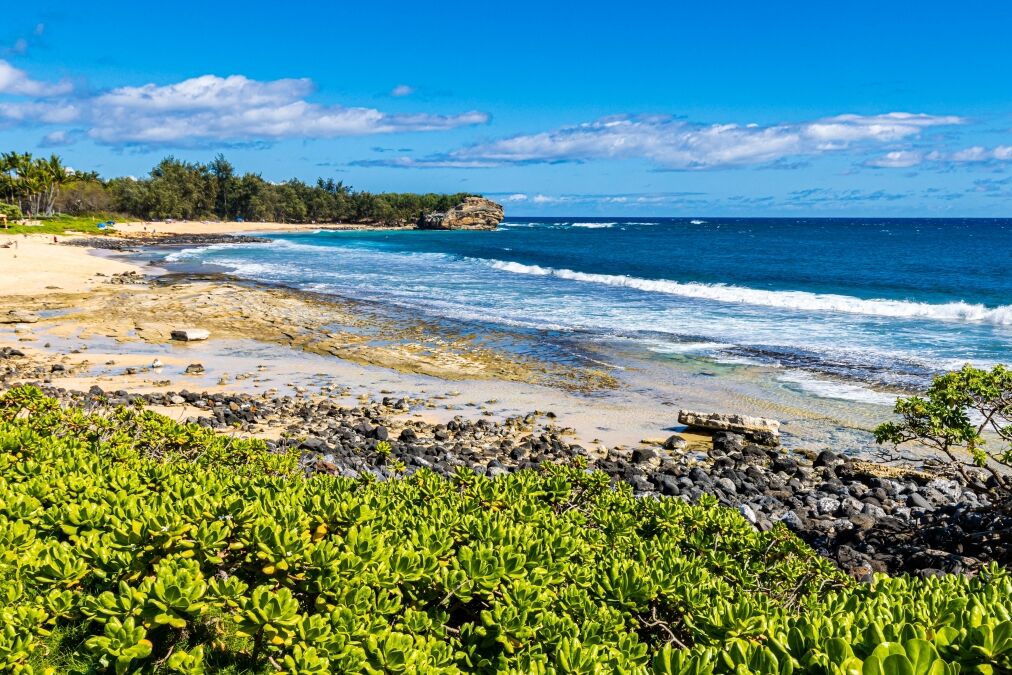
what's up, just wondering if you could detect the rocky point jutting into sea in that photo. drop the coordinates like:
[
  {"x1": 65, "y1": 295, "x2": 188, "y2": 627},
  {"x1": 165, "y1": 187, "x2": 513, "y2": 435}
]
[{"x1": 416, "y1": 197, "x2": 506, "y2": 230}]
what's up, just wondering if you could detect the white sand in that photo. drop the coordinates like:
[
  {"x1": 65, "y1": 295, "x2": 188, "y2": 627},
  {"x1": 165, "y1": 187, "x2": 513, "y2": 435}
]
[{"x1": 0, "y1": 234, "x2": 143, "y2": 297}]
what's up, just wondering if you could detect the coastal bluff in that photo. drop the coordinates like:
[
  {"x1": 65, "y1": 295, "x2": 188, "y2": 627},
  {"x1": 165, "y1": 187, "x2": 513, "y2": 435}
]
[{"x1": 417, "y1": 196, "x2": 505, "y2": 230}]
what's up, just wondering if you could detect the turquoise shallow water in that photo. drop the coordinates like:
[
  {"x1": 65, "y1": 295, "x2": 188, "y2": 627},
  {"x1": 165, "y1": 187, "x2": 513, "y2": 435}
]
[{"x1": 164, "y1": 217, "x2": 1012, "y2": 404}]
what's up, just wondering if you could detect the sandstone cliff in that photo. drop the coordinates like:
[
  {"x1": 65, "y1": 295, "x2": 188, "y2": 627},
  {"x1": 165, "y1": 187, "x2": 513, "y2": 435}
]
[{"x1": 417, "y1": 197, "x2": 504, "y2": 230}]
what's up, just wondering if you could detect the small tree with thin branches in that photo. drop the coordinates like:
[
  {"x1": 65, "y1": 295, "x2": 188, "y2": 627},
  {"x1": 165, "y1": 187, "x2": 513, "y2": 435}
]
[{"x1": 875, "y1": 363, "x2": 1012, "y2": 502}]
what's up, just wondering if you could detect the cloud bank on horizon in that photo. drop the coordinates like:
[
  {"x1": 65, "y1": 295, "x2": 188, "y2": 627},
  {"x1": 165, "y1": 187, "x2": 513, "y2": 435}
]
[{"x1": 358, "y1": 113, "x2": 1011, "y2": 171}]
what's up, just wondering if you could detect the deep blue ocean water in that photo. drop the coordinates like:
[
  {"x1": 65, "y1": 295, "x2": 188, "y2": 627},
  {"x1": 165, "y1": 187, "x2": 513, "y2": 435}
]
[{"x1": 165, "y1": 217, "x2": 1012, "y2": 401}]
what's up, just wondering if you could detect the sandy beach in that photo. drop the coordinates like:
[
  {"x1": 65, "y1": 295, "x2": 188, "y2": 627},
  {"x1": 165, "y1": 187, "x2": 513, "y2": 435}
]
[
  {"x1": 0, "y1": 233, "x2": 142, "y2": 296},
  {"x1": 0, "y1": 228, "x2": 679, "y2": 450},
  {"x1": 0, "y1": 226, "x2": 901, "y2": 455}
]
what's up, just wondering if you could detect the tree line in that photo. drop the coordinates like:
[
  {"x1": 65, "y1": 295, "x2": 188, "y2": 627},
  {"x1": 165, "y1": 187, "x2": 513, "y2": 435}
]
[
  {"x1": 0, "y1": 152, "x2": 85, "y2": 218},
  {"x1": 1, "y1": 152, "x2": 476, "y2": 225}
]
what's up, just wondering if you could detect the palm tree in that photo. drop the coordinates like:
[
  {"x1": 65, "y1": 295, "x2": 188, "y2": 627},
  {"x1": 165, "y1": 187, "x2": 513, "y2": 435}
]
[
  {"x1": 0, "y1": 152, "x2": 31, "y2": 210},
  {"x1": 0, "y1": 153, "x2": 80, "y2": 216},
  {"x1": 41, "y1": 154, "x2": 75, "y2": 216}
]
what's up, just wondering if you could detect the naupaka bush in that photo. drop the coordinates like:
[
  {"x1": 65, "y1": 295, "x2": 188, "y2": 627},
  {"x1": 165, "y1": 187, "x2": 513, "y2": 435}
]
[{"x1": 0, "y1": 386, "x2": 1010, "y2": 674}]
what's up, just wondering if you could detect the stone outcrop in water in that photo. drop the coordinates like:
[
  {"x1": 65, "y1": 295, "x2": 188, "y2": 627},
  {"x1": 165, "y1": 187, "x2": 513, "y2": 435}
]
[{"x1": 417, "y1": 197, "x2": 504, "y2": 230}]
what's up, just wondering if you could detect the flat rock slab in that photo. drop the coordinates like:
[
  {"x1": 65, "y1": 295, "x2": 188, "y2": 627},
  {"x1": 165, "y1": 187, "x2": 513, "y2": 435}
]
[
  {"x1": 678, "y1": 409, "x2": 780, "y2": 445},
  {"x1": 171, "y1": 328, "x2": 210, "y2": 341},
  {"x1": 1, "y1": 310, "x2": 39, "y2": 324}
]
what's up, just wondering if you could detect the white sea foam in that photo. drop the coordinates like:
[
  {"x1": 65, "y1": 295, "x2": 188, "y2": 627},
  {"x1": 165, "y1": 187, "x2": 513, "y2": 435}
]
[
  {"x1": 162, "y1": 242, "x2": 242, "y2": 262},
  {"x1": 777, "y1": 372, "x2": 900, "y2": 406},
  {"x1": 690, "y1": 219, "x2": 707, "y2": 225},
  {"x1": 484, "y1": 260, "x2": 1012, "y2": 326},
  {"x1": 162, "y1": 249, "x2": 196, "y2": 262},
  {"x1": 571, "y1": 222, "x2": 615, "y2": 229},
  {"x1": 712, "y1": 354, "x2": 769, "y2": 367},
  {"x1": 646, "y1": 340, "x2": 729, "y2": 355},
  {"x1": 214, "y1": 260, "x2": 294, "y2": 277},
  {"x1": 165, "y1": 238, "x2": 328, "y2": 262}
]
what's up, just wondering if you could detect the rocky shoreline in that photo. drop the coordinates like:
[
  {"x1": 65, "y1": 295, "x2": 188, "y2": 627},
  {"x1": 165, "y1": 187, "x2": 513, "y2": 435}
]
[
  {"x1": 2, "y1": 345, "x2": 1007, "y2": 580},
  {"x1": 64, "y1": 233, "x2": 273, "y2": 251}
]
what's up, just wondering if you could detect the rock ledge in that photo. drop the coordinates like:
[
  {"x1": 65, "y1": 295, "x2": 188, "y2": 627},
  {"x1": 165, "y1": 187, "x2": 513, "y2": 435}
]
[{"x1": 679, "y1": 410, "x2": 780, "y2": 445}]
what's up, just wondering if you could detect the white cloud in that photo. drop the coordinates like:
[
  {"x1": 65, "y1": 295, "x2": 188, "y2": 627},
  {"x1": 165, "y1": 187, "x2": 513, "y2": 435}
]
[
  {"x1": 391, "y1": 84, "x2": 415, "y2": 97},
  {"x1": 866, "y1": 144, "x2": 1012, "y2": 168},
  {"x1": 803, "y1": 113, "x2": 963, "y2": 145},
  {"x1": 351, "y1": 155, "x2": 503, "y2": 169},
  {"x1": 864, "y1": 150, "x2": 923, "y2": 168},
  {"x1": 96, "y1": 74, "x2": 314, "y2": 111},
  {"x1": 951, "y1": 146, "x2": 989, "y2": 162},
  {"x1": 0, "y1": 71, "x2": 488, "y2": 146},
  {"x1": 41, "y1": 130, "x2": 74, "y2": 146},
  {"x1": 370, "y1": 112, "x2": 964, "y2": 170},
  {"x1": 0, "y1": 101, "x2": 79, "y2": 124},
  {"x1": 486, "y1": 191, "x2": 709, "y2": 208},
  {"x1": 948, "y1": 145, "x2": 1012, "y2": 164},
  {"x1": 0, "y1": 60, "x2": 72, "y2": 96}
]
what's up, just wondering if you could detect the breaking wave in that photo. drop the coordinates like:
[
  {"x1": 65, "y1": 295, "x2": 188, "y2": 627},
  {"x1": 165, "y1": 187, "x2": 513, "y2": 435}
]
[{"x1": 484, "y1": 260, "x2": 1012, "y2": 326}]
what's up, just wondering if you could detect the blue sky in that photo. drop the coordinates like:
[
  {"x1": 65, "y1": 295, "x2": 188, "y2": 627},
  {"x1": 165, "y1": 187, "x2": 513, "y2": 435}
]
[{"x1": 2, "y1": 1, "x2": 1011, "y2": 216}]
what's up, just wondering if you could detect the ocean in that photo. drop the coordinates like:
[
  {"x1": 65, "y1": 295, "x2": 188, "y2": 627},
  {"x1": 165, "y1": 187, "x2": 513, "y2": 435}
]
[{"x1": 162, "y1": 217, "x2": 1012, "y2": 413}]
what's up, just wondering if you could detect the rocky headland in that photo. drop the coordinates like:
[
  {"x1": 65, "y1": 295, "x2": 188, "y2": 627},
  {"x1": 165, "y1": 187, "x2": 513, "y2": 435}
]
[{"x1": 417, "y1": 196, "x2": 505, "y2": 230}]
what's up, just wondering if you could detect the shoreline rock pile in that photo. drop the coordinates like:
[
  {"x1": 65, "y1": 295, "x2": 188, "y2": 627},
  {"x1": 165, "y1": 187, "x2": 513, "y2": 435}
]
[
  {"x1": 64, "y1": 233, "x2": 271, "y2": 251},
  {"x1": 1, "y1": 343, "x2": 1007, "y2": 580}
]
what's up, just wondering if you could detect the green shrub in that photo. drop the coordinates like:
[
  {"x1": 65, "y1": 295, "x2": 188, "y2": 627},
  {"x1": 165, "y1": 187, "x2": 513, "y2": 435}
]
[
  {"x1": 876, "y1": 363, "x2": 1012, "y2": 500},
  {"x1": 0, "y1": 203, "x2": 23, "y2": 221},
  {"x1": 0, "y1": 385, "x2": 1010, "y2": 674}
]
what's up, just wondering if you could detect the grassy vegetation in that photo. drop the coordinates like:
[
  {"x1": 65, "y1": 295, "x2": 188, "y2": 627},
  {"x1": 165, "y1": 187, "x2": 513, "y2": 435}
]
[
  {"x1": 0, "y1": 214, "x2": 119, "y2": 236},
  {"x1": 0, "y1": 385, "x2": 1010, "y2": 674}
]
